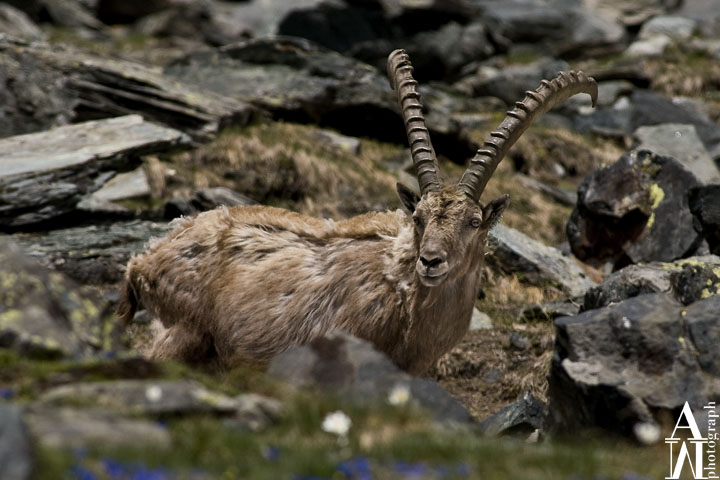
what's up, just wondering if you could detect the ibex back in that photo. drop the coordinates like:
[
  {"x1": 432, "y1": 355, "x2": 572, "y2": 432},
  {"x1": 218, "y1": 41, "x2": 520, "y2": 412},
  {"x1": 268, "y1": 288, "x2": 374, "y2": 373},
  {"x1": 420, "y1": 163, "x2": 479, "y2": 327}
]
[{"x1": 119, "y1": 50, "x2": 597, "y2": 375}]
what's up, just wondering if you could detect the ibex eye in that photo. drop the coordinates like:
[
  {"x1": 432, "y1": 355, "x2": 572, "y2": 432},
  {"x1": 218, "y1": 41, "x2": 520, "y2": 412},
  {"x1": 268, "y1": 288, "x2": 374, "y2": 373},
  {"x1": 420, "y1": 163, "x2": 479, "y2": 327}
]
[
  {"x1": 470, "y1": 218, "x2": 482, "y2": 228},
  {"x1": 413, "y1": 216, "x2": 423, "y2": 227}
]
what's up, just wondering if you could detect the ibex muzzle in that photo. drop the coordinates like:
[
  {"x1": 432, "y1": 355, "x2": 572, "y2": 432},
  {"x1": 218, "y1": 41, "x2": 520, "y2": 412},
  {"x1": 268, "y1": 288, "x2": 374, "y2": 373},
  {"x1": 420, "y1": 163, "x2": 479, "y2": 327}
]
[{"x1": 119, "y1": 49, "x2": 597, "y2": 374}]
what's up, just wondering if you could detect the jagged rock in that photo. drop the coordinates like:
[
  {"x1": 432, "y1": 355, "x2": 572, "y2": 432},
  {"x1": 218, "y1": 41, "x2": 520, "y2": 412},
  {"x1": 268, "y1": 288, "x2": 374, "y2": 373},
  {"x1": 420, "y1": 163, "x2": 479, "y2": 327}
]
[
  {"x1": 567, "y1": 150, "x2": 702, "y2": 267},
  {"x1": 165, "y1": 187, "x2": 256, "y2": 219},
  {"x1": 24, "y1": 407, "x2": 171, "y2": 449},
  {"x1": 38, "y1": 380, "x2": 238, "y2": 416},
  {"x1": 469, "y1": 308, "x2": 492, "y2": 330},
  {"x1": 2, "y1": 38, "x2": 256, "y2": 141},
  {"x1": 690, "y1": 185, "x2": 720, "y2": 254},
  {"x1": 478, "y1": 393, "x2": 545, "y2": 437},
  {"x1": 633, "y1": 123, "x2": 720, "y2": 184},
  {"x1": 12, "y1": 220, "x2": 173, "y2": 285},
  {"x1": 0, "y1": 404, "x2": 32, "y2": 480},
  {"x1": 487, "y1": 224, "x2": 595, "y2": 298},
  {"x1": 267, "y1": 332, "x2": 474, "y2": 424},
  {"x1": 582, "y1": 255, "x2": 720, "y2": 310},
  {"x1": 547, "y1": 293, "x2": 720, "y2": 436},
  {"x1": 0, "y1": 5, "x2": 46, "y2": 41},
  {"x1": 520, "y1": 301, "x2": 580, "y2": 322},
  {"x1": 0, "y1": 238, "x2": 122, "y2": 359},
  {"x1": 164, "y1": 36, "x2": 476, "y2": 160},
  {"x1": 0, "y1": 115, "x2": 189, "y2": 228},
  {"x1": 0, "y1": 41, "x2": 76, "y2": 138}
]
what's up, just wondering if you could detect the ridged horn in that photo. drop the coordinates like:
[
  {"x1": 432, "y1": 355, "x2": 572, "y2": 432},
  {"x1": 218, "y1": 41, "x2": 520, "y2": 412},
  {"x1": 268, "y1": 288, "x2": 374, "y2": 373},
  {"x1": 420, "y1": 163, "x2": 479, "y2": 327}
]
[
  {"x1": 458, "y1": 70, "x2": 598, "y2": 201},
  {"x1": 387, "y1": 49, "x2": 441, "y2": 194}
]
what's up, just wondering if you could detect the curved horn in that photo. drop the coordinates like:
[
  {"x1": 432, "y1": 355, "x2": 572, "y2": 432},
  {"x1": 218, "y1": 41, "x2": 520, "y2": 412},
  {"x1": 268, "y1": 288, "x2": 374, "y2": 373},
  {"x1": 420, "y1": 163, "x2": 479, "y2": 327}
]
[
  {"x1": 458, "y1": 70, "x2": 598, "y2": 201},
  {"x1": 387, "y1": 49, "x2": 441, "y2": 194}
]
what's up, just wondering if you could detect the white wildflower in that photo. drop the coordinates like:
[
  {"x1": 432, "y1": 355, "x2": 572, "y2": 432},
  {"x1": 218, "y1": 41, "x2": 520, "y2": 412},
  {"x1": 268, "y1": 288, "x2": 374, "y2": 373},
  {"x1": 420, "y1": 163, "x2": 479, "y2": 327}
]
[
  {"x1": 634, "y1": 422, "x2": 661, "y2": 445},
  {"x1": 145, "y1": 385, "x2": 163, "y2": 403},
  {"x1": 387, "y1": 384, "x2": 411, "y2": 406},
  {"x1": 321, "y1": 411, "x2": 352, "y2": 437}
]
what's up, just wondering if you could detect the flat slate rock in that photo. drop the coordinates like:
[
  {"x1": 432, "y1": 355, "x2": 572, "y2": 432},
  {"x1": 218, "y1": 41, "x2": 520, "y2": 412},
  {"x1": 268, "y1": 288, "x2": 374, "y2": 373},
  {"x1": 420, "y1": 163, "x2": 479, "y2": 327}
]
[
  {"x1": 1, "y1": 38, "x2": 256, "y2": 141},
  {"x1": 37, "y1": 380, "x2": 238, "y2": 416},
  {"x1": 0, "y1": 115, "x2": 190, "y2": 228},
  {"x1": 488, "y1": 224, "x2": 596, "y2": 298},
  {"x1": 24, "y1": 407, "x2": 171, "y2": 449},
  {"x1": 13, "y1": 219, "x2": 173, "y2": 285}
]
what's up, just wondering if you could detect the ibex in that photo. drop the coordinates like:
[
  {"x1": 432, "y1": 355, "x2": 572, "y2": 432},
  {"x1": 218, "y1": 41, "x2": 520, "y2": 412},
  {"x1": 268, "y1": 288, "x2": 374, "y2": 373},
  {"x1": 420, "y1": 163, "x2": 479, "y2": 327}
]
[{"x1": 119, "y1": 50, "x2": 597, "y2": 375}]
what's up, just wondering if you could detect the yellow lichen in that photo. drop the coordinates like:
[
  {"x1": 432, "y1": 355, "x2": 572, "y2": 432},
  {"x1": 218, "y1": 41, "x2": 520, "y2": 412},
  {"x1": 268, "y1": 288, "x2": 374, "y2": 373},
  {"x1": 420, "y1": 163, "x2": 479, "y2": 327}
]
[{"x1": 646, "y1": 183, "x2": 665, "y2": 229}]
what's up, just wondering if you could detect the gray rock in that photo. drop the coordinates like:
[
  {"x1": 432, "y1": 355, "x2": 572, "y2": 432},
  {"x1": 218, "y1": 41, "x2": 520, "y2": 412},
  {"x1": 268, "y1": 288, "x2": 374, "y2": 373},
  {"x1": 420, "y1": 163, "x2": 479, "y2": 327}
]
[
  {"x1": 466, "y1": 58, "x2": 570, "y2": 107},
  {"x1": 227, "y1": 0, "x2": 326, "y2": 37},
  {"x1": 0, "y1": 115, "x2": 189, "y2": 228},
  {"x1": 520, "y1": 300, "x2": 580, "y2": 322},
  {"x1": 12, "y1": 220, "x2": 173, "y2": 285},
  {"x1": 38, "y1": 380, "x2": 238, "y2": 416},
  {"x1": 165, "y1": 36, "x2": 476, "y2": 160},
  {"x1": 267, "y1": 332, "x2": 474, "y2": 425},
  {"x1": 0, "y1": 5, "x2": 45, "y2": 41},
  {"x1": 567, "y1": 150, "x2": 702, "y2": 267},
  {"x1": 24, "y1": 407, "x2": 171, "y2": 449},
  {"x1": 488, "y1": 224, "x2": 596, "y2": 298},
  {"x1": 469, "y1": 308, "x2": 493, "y2": 330},
  {"x1": 312, "y1": 129, "x2": 362, "y2": 155},
  {"x1": 624, "y1": 34, "x2": 671, "y2": 58},
  {"x1": 547, "y1": 293, "x2": 720, "y2": 436},
  {"x1": 478, "y1": 393, "x2": 545, "y2": 437},
  {"x1": 84, "y1": 167, "x2": 151, "y2": 204},
  {"x1": 228, "y1": 393, "x2": 284, "y2": 432},
  {"x1": 633, "y1": 124, "x2": 720, "y2": 184},
  {"x1": 0, "y1": 404, "x2": 32, "y2": 480},
  {"x1": 689, "y1": 185, "x2": 720, "y2": 254},
  {"x1": 639, "y1": 15, "x2": 696, "y2": 41},
  {"x1": 592, "y1": 0, "x2": 681, "y2": 27},
  {"x1": 0, "y1": 238, "x2": 122, "y2": 359},
  {"x1": 0, "y1": 41, "x2": 76, "y2": 139}
]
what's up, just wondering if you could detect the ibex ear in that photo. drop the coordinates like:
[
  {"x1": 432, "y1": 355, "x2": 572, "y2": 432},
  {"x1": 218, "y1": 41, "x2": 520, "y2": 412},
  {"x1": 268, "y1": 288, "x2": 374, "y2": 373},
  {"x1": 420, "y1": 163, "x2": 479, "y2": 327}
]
[
  {"x1": 482, "y1": 194, "x2": 509, "y2": 229},
  {"x1": 397, "y1": 182, "x2": 420, "y2": 214}
]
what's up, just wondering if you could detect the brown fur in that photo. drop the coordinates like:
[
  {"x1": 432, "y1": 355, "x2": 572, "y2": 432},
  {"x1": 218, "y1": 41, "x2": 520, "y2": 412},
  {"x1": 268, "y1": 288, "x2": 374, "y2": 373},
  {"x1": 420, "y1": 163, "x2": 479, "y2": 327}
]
[{"x1": 120, "y1": 186, "x2": 508, "y2": 375}]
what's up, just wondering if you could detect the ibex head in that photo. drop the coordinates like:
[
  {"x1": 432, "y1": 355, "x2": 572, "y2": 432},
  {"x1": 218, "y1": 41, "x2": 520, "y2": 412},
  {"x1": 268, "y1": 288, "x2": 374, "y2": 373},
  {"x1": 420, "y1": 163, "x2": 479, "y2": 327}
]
[{"x1": 387, "y1": 49, "x2": 598, "y2": 287}]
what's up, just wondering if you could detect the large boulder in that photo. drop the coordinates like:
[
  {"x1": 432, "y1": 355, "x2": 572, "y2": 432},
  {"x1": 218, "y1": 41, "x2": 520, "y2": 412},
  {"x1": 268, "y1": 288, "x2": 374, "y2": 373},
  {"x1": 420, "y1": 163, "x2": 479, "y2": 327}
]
[
  {"x1": 164, "y1": 36, "x2": 476, "y2": 160},
  {"x1": 268, "y1": 332, "x2": 474, "y2": 425},
  {"x1": 488, "y1": 224, "x2": 595, "y2": 298},
  {"x1": 547, "y1": 293, "x2": 720, "y2": 437},
  {"x1": 567, "y1": 150, "x2": 702, "y2": 268},
  {"x1": 0, "y1": 115, "x2": 190, "y2": 229},
  {"x1": 0, "y1": 238, "x2": 123, "y2": 359}
]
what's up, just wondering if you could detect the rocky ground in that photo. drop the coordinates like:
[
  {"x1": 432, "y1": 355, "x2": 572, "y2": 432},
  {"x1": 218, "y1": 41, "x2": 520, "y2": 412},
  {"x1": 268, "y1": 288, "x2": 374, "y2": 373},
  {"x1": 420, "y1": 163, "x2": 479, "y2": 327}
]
[{"x1": 1, "y1": 0, "x2": 720, "y2": 479}]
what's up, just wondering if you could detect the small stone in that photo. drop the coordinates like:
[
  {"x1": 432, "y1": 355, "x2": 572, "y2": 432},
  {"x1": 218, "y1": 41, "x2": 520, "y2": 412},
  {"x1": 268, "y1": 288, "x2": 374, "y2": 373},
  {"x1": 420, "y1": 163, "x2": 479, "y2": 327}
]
[
  {"x1": 469, "y1": 309, "x2": 492, "y2": 330},
  {"x1": 625, "y1": 34, "x2": 671, "y2": 58},
  {"x1": 639, "y1": 15, "x2": 696, "y2": 41}
]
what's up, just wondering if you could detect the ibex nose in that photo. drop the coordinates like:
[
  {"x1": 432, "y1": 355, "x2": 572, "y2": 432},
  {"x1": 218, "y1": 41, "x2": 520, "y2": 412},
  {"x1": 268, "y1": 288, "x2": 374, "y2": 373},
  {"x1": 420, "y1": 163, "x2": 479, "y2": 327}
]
[{"x1": 419, "y1": 256, "x2": 444, "y2": 269}]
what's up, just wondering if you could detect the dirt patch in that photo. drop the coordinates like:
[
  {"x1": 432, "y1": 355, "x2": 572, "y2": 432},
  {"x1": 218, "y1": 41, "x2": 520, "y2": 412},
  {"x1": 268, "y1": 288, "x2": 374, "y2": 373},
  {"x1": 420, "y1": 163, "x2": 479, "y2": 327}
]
[{"x1": 433, "y1": 322, "x2": 555, "y2": 421}]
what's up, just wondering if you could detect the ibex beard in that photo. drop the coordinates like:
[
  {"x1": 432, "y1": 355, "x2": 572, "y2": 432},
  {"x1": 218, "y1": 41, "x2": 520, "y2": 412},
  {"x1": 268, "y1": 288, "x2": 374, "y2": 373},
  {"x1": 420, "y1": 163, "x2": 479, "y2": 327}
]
[{"x1": 118, "y1": 50, "x2": 597, "y2": 375}]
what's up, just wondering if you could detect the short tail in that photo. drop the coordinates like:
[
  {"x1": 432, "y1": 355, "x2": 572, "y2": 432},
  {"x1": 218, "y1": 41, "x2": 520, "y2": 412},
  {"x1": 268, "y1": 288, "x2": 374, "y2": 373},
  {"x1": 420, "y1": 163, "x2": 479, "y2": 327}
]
[{"x1": 116, "y1": 279, "x2": 138, "y2": 326}]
